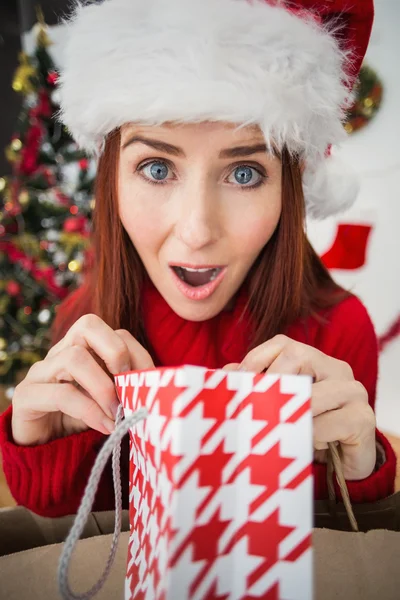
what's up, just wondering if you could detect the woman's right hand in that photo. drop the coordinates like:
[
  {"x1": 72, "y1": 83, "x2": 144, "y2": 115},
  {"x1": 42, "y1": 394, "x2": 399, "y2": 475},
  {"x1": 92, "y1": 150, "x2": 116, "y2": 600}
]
[{"x1": 11, "y1": 314, "x2": 154, "y2": 446}]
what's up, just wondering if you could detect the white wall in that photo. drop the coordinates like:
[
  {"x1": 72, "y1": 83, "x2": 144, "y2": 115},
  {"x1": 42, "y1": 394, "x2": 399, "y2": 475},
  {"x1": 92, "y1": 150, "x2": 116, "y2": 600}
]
[{"x1": 307, "y1": 0, "x2": 400, "y2": 436}]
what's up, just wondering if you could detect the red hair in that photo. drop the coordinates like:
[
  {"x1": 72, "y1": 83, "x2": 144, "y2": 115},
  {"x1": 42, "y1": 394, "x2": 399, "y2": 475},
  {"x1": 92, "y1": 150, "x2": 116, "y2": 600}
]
[{"x1": 52, "y1": 128, "x2": 347, "y2": 348}]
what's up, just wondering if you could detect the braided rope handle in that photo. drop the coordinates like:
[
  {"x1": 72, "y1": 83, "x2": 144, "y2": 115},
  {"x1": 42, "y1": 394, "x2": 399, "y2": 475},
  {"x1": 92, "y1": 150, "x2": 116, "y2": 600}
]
[
  {"x1": 327, "y1": 441, "x2": 359, "y2": 532},
  {"x1": 58, "y1": 405, "x2": 148, "y2": 600}
]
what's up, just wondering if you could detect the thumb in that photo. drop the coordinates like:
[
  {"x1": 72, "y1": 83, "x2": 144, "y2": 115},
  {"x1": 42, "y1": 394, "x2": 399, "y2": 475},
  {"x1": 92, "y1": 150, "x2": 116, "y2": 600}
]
[{"x1": 115, "y1": 330, "x2": 154, "y2": 371}]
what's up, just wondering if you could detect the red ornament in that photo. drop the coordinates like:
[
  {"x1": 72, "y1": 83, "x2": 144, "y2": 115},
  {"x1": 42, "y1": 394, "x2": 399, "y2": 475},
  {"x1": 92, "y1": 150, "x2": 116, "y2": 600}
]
[
  {"x1": 55, "y1": 191, "x2": 71, "y2": 207},
  {"x1": 19, "y1": 124, "x2": 43, "y2": 175},
  {"x1": 42, "y1": 167, "x2": 55, "y2": 186},
  {"x1": 63, "y1": 215, "x2": 87, "y2": 234},
  {"x1": 47, "y1": 71, "x2": 59, "y2": 86},
  {"x1": 30, "y1": 90, "x2": 52, "y2": 119},
  {"x1": 39, "y1": 90, "x2": 52, "y2": 118},
  {"x1": 3, "y1": 221, "x2": 18, "y2": 235},
  {"x1": 20, "y1": 256, "x2": 34, "y2": 270},
  {"x1": 79, "y1": 158, "x2": 89, "y2": 170},
  {"x1": 6, "y1": 281, "x2": 21, "y2": 296},
  {"x1": 70, "y1": 205, "x2": 79, "y2": 215}
]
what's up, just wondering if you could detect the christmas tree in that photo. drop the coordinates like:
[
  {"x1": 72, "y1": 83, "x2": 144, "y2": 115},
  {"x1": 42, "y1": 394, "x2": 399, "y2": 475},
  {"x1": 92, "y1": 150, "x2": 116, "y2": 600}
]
[{"x1": 0, "y1": 10, "x2": 95, "y2": 392}]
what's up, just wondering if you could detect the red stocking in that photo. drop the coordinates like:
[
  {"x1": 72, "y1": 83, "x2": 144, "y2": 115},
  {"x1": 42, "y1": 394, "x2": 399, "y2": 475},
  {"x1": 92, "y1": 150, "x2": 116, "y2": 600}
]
[{"x1": 321, "y1": 223, "x2": 373, "y2": 270}]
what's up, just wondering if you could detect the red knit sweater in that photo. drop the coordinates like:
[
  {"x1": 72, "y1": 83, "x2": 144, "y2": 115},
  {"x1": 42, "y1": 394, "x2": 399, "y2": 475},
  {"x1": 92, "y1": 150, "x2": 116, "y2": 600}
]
[{"x1": 0, "y1": 291, "x2": 396, "y2": 518}]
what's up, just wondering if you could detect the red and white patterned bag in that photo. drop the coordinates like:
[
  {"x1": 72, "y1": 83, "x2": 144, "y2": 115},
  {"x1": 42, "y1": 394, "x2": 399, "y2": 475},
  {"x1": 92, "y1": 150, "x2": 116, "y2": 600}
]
[{"x1": 115, "y1": 366, "x2": 313, "y2": 600}]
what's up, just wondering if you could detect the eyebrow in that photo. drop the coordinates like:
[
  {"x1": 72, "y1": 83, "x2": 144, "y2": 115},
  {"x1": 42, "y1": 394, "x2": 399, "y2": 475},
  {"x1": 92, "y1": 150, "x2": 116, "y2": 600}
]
[{"x1": 121, "y1": 135, "x2": 268, "y2": 158}]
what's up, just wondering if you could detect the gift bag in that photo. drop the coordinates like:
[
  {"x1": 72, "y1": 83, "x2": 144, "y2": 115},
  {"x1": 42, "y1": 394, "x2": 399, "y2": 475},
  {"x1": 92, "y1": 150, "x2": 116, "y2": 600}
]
[
  {"x1": 114, "y1": 366, "x2": 313, "y2": 600},
  {"x1": 57, "y1": 366, "x2": 313, "y2": 600}
]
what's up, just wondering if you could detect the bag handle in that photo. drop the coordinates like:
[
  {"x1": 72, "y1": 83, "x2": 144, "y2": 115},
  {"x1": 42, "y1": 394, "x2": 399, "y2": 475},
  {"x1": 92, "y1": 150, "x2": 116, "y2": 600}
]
[
  {"x1": 327, "y1": 441, "x2": 359, "y2": 532},
  {"x1": 58, "y1": 405, "x2": 148, "y2": 600}
]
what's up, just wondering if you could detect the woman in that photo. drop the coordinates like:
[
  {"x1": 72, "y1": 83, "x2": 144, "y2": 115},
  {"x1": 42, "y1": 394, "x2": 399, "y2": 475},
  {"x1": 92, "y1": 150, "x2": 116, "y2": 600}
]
[{"x1": 0, "y1": 0, "x2": 396, "y2": 518}]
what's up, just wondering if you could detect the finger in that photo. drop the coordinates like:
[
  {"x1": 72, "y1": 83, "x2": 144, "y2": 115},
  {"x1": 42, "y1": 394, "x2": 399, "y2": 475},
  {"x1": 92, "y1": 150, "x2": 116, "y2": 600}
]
[
  {"x1": 47, "y1": 314, "x2": 136, "y2": 375},
  {"x1": 239, "y1": 335, "x2": 289, "y2": 373},
  {"x1": 313, "y1": 405, "x2": 376, "y2": 479},
  {"x1": 240, "y1": 335, "x2": 354, "y2": 382},
  {"x1": 222, "y1": 363, "x2": 241, "y2": 371},
  {"x1": 311, "y1": 379, "x2": 368, "y2": 418},
  {"x1": 313, "y1": 403, "x2": 376, "y2": 447},
  {"x1": 114, "y1": 329, "x2": 154, "y2": 372},
  {"x1": 263, "y1": 352, "x2": 302, "y2": 376},
  {"x1": 24, "y1": 347, "x2": 120, "y2": 421},
  {"x1": 314, "y1": 443, "x2": 329, "y2": 453},
  {"x1": 12, "y1": 382, "x2": 116, "y2": 436}
]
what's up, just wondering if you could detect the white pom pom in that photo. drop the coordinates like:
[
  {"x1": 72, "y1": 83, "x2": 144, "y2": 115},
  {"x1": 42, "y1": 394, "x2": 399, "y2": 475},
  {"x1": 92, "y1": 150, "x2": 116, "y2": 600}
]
[{"x1": 303, "y1": 154, "x2": 360, "y2": 220}]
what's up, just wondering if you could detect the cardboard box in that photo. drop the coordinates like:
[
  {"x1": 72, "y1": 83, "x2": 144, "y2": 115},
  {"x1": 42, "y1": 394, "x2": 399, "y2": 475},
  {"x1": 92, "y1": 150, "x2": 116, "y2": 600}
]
[{"x1": 1, "y1": 526, "x2": 400, "y2": 600}]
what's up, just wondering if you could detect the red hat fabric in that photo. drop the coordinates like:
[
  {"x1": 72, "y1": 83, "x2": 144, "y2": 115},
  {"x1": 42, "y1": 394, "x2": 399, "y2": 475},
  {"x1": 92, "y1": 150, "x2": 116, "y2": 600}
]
[{"x1": 292, "y1": 0, "x2": 374, "y2": 83}]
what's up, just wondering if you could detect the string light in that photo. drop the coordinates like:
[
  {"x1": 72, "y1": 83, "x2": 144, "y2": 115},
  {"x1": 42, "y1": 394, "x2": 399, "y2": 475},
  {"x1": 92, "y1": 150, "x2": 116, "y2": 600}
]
[
  {"x1": 19, "y1": 191, "x2": 30, "y2": 205},
  {"x1": 68, "y1": 260, "x2": 81, "y2": 273},
  {"x1": 11, "y1": 139, "x2": 22, "y2": 152}
]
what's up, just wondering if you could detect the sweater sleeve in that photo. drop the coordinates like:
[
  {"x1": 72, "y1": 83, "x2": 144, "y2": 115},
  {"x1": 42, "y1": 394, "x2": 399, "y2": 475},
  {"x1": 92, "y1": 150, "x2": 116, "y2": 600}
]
[
  {"x1": 312, "y1": 295, "x2": 397, "y2": 503},
  {"x1": 0, "y1": 405, "x2": 116, "y2": 517}
]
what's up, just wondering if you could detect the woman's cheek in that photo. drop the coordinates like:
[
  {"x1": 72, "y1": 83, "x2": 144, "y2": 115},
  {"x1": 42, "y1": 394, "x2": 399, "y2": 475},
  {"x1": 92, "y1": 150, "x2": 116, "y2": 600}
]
[
  {"x1": 229, "y1": 200, "x2": 281, "y2": 255},
  {"x1": 118, "y1": 187, "x2": 159, "y2": 248}
]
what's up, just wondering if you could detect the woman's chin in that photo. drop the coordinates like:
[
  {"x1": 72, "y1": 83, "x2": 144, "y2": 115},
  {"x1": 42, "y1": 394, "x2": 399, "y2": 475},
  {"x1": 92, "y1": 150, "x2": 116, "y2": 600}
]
[
  {"x1": 166, "y1": 292, "x2": 230, "y2": 322},
  {"x1": 170, "y1": 301, "x2": 223, "y2": 322}
]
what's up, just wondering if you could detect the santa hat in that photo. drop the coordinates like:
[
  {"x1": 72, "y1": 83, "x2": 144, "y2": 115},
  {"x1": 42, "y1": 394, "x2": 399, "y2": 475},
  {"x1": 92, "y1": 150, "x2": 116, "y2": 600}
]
[{"x1": 58, "y1": 0, "x2": 374, "y2": 219}]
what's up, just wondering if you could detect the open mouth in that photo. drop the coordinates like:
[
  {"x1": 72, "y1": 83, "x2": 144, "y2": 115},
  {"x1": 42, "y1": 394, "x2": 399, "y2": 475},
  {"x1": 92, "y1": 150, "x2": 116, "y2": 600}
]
[{"x1": 171, "y1": 266, "x2": 223, "y2": 287}]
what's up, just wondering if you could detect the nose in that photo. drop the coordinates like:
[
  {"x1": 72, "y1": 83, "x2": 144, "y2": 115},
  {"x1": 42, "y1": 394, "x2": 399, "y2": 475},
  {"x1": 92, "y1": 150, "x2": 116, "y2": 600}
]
[{"x1": 174, "y1": 180, "x2": 220, "y2": 251}]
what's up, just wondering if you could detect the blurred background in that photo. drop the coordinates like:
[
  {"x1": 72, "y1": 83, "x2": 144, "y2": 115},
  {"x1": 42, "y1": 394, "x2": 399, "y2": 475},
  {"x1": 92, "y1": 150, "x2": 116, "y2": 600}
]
[{"x1": 0, "y1": 0, "x2": 399, "y2": 506}]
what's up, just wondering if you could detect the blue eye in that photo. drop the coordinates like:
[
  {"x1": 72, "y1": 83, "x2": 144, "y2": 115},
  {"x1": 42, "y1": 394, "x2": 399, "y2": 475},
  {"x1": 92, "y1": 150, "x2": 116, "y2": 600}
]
[
  {"x1": 140, "y1": 161, "x2": 170, "y2": 182},
  {"x1": 228, "y1": 166, "x2": 263, "y2": 187},
  {"x1": 138, "y1": 161, "x2": 266, "y2": 189}
]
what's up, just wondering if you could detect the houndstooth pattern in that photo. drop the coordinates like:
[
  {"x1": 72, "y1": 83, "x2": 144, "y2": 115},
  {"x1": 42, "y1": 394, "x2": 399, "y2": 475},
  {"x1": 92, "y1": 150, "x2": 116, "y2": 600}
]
[{"x1": 115, "y1": 366, "x2": 313, "y2": 600}]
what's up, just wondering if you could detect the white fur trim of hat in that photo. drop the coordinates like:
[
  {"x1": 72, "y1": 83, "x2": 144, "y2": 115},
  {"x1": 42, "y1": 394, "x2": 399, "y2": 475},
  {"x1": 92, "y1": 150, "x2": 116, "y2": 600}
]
[{"x1": 58, "y1": 0, "x2": 362, "y2": 219}]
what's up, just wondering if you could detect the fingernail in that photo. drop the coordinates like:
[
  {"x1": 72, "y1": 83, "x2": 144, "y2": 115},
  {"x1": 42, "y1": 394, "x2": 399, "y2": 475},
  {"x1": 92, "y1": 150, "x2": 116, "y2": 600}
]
[
  {"x1": 121, "y1": 364, "x2": 131, "y2": 373},
  {"x1": 237, "y1": 365, "x2": 246, "y2": 371},
  {"x1": 103, "y1": 418, "x2": 115, "y2": 434},
  {"x1": 111, "y1": 401, "x2": 119, "y2": 419}
]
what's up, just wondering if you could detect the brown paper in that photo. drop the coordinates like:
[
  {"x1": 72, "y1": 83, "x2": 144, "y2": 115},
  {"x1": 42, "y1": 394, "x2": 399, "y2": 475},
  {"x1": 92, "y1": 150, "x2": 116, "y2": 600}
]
[
  {"x1": 314, "y1": 528, "x2": 400, "y2": 600},
  {"x1": 1, "y1": 528, "x2": 400, "y2": 600},
  {"x1": 0, "y1": 532, "x2": 128, "y2": 600},
  {"x1": 0, "y1": 507, "x2": 129, "y2": 557}
]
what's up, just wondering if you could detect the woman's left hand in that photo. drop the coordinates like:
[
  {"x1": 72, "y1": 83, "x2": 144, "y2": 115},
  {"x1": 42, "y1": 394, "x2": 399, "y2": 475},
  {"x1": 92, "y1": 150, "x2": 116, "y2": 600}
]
[{"x1": 224, "y1": 335, "x2": 377, "y2": 481}]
